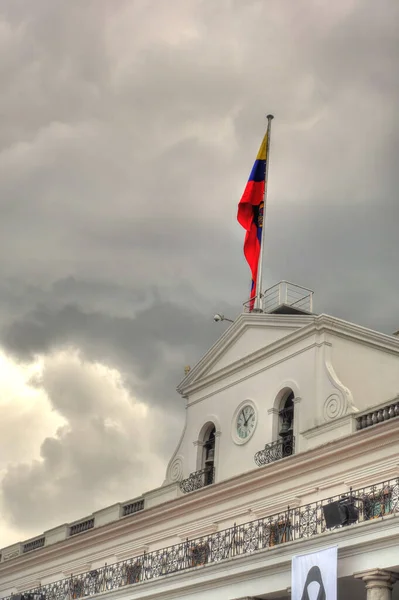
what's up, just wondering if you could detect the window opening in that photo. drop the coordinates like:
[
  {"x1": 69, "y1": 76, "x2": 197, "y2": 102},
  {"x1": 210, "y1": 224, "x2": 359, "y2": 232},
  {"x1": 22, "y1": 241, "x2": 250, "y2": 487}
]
[
  {"x1": 203, "y1": 426, "x2": 215, "y2": 486},
  {"x1": 278, "y1": 391, "x2": 294, "y2": 457}
]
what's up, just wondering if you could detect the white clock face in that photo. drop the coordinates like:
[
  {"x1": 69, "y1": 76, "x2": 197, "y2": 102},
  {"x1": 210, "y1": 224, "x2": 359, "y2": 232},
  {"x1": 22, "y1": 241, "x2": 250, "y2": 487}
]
[{"x1": 236, "y1": 404, "x2": 256, "y2": 441}]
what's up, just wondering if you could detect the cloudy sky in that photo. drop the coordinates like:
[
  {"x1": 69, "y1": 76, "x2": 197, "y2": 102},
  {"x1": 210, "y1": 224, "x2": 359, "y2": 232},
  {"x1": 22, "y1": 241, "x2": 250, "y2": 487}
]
[{"x1": 0, "y1": 0, "x2": 398, "y2": 548}]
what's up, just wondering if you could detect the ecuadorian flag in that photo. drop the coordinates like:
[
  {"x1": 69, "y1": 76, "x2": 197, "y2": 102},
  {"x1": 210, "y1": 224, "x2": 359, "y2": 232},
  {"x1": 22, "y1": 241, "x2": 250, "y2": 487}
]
[{"x1": 237, "y1": 134, "x2": 267, "y2": 307}]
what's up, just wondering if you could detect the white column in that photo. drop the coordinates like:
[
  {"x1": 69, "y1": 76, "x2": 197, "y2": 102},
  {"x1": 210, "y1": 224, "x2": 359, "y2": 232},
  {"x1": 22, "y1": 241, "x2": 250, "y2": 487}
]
[{"x1": 355, "y1": 569, "x2": 398, "y2": 600}]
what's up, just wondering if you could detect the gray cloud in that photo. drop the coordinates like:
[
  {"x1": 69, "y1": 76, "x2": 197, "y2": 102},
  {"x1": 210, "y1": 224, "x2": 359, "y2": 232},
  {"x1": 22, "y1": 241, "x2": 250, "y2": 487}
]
[
  {"x1": 0, "y1": 0, "x2": 398, "y2": 545},
  {"x1": 1, "y1": 281, "x2": 226, "y2": 406}
]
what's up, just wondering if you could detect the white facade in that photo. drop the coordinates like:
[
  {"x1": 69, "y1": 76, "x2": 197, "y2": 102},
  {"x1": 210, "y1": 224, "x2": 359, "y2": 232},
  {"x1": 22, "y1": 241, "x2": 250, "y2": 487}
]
[{"x1": 1, "y1": 284, "x2": 399, "y2": 600}]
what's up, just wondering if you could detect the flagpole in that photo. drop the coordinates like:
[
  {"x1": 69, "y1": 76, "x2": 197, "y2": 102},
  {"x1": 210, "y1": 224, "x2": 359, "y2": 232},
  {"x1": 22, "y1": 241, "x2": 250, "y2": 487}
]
[{"x1": 253, "y1": 114, "x2": 274, "y2": 312}]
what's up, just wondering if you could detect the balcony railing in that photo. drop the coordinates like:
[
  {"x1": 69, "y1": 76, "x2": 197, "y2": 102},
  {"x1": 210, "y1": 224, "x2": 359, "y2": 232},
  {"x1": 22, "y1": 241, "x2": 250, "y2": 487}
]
[
  {"x1": 4, "y1": 477, "x2": 398, "y2": 600},
  {"x1": 122, "y1": 499, "x2": 144, "y2": 517},
  {"x1": 22, "y1": 537, "x2": 45, "y2": 554},
  {"x1": 243, "y1": 281, "x2": 314, "y2": 314},
  {"x1": 356, "y1": 400, "x2": 399, "y2": 431},
  {"x1": 69, "y1": 519, "x2": 94, "y2": 537},
  {"x1": 179, "y1": 467, "x2": 215, "y2": 494},
  {"x1": 254, "y1": 435, "x2": 295, "y2": 467}
]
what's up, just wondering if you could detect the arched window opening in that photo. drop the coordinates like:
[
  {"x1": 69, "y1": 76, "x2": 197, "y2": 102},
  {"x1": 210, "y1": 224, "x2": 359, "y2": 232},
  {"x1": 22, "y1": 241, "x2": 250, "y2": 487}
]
[
  {"x1": 202, "y1": 426, "x2": 216, "y2": 486},
  {"x1": 278, "y1": 391, "x2": 294, "y2": 457}
]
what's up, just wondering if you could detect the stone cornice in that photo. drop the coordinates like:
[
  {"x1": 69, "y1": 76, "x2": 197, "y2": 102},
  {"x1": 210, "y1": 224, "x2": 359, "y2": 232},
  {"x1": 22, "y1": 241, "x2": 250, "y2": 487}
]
[
  {"x1": 1, "y1": 418, "x2": 399, "y2": 580},
  {"x1": 177, "y1": 313, "x2": 315, "y2": 394},
  {"x1": 177, "y1": 314, "x2": 399, "y2": 397}
]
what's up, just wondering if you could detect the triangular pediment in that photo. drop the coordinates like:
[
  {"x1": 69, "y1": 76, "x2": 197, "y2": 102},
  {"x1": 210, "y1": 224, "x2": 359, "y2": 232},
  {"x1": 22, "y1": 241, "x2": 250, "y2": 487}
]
[{"x1": 177, "y1": 313, "x2": 315, "y2": 395}]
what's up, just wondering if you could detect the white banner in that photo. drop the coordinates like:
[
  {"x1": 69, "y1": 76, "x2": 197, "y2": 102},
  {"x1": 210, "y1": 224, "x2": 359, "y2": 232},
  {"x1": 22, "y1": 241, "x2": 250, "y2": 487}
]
[{"x1": 292, "y1": 546, "x2": 337, "y2": 600}]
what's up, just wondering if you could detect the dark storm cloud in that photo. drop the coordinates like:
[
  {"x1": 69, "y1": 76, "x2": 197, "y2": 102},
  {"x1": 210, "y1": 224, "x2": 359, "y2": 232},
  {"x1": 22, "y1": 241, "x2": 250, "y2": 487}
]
[
  {"x1": 0, "y1": 0, "x2": 398, "y2": 545},
  {"x1": 2, "y1": 287, "x2": 226, "y2": 408}
]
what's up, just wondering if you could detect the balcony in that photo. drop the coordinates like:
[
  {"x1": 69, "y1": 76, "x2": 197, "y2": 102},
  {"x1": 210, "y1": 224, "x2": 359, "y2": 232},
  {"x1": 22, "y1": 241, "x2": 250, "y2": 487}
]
[
  {"x1": 179, "y1": 467, "x2": 215, "y2": 494},
  {"x1": 4, "y1": 477, "x2": 398, "y2": 600},
  {"x1": 254, "y1": 435, "x2": 295, "y2": 467}
]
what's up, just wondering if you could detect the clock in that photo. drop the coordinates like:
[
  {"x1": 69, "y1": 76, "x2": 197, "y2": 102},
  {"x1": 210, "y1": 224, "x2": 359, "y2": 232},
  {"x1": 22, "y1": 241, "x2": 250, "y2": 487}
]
[{"x1": 233, "y1": 403, "x2": 257, "y2": 444}]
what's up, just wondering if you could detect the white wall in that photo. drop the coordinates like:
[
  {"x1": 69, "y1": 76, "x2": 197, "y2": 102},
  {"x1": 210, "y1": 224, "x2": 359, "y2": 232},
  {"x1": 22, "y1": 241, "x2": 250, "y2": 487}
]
[
  {"x1": 331, "y1": 336, "x2": 399, "y2": 411},
  {"x1": 174, "y1": 317, "x2": 399, "y2": 485}
]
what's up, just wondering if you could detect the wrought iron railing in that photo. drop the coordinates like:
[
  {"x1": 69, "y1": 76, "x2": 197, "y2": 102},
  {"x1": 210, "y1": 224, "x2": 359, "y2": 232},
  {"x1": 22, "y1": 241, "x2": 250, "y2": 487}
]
[
  {"x1": 179, "y1": 467, "x2": 215, "y2": 494},
  {"x1": 254, "y1": 435, "x2": 295, "y2": 467},
  {"x1": 356, "y1": 400, "x2": 399, "y2": 431},
  {"x1": 3, "y1": 477, "x2": 398, "y2": 600}
]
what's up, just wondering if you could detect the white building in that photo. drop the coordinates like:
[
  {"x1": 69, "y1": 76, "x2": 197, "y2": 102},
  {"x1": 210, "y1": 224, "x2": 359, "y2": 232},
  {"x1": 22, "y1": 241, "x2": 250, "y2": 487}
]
[{"x1": 1, "y1": 282, "x2": 399, "y2": 600}]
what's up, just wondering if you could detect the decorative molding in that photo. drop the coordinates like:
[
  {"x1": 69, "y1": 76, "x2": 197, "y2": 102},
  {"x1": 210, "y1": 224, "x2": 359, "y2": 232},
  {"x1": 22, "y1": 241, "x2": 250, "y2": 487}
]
[
  {"x1": 115, "y1": 546, "x2": 149, "y2": 561},
  {"x1": 187, "y1": 342, "x2": 319, "y2": 407},
  {"x1": 301, "y1": 414, "x2": 356, "y2": 439},
  {"x1": 249, "y1": 496, "x2": 301, "y2": 519},
  {"x1": 2, "y1": 548, "x2": 21, "y2": 562},
  {"x1": 324, "y1": 394, "x2": 346, "y2": 420},
  {"x1": 167, "y1": 456, "x2": 184, "y2": 483},
  {"x1": 16, "y1": 580, "x2": 41, "y2": 592},
  {"x1": 162, "y1": 416, "x2": 188, "y2": 486},
  {"x1": 322, "y1": 343, "x2": 356, "y2": 420},
  {"x1": 179, "y1": 314, "x2": 399, "y2": 398},
  {"x1": 63, "y1": 562, "x2": 92, "y2": 577},
  {"x1": 176, "y1": 522, "x2": 218, "y2": 540},
  {"x1": 354, "y1": 568, "x2": 399, "y2": 586},
  {"x1": 177, "y1": 313, "x2": 313, "y2": 392},
  {"x1": 344, "y1": 463, "x2": 399, "y2": 488}
]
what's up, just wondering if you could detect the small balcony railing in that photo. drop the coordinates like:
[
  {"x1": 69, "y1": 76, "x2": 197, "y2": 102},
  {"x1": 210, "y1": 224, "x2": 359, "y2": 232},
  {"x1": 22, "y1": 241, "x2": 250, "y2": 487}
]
[
  {"x1": 122, "y1": 499, "x2": 145, "y2": 517},
  {"x1": 179, "y1": 467, "x2": 215, "y2": 494},
  {"x1": 254, "y1": 435, "x2": 295, "y2": 467},
  {"x1": 69, "y1": 518, "x2": 94, "y2": 537},
  {"x1": 356, "y1": 400, "x2": 399, "y2": 431},
  {"x1": 22, "y1": 537, "x2": 45, "y2": 554}
]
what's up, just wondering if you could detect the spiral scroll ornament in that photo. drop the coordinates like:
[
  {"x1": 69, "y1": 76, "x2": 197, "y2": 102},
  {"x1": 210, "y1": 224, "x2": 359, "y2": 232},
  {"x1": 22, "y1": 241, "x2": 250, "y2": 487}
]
[
  {"x1": 168, "y1": 456, "x2": 183, "y2": 482},
  {"x1": 323, "y1": 394, "x2": 346, "y2": 421}
]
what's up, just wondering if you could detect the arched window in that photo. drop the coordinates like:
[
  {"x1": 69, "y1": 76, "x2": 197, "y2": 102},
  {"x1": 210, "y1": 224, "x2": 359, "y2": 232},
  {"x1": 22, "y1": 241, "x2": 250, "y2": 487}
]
[
  {"x1": 202, "y1": 425, "x2": 215, "y2": 486},
  {"x1": 278, "y1": 391, "x2": 295, "y2": 457}
]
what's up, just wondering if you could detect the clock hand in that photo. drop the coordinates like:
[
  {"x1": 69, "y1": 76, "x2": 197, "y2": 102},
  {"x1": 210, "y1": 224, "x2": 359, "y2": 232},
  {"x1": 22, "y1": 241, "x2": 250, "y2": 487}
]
[{"x1": 240, "y1": 410, "x2": 248, "y2": 426}]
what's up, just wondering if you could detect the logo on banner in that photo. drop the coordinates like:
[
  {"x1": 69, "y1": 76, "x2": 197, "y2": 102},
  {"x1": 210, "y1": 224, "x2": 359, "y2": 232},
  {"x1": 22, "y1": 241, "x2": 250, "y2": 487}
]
[
  {"x1": 292, "y1": 547, "x2": 337, "y2": 600},
  {"x1": 300, "y1": 566, "x2": 326, "y2": 600}
]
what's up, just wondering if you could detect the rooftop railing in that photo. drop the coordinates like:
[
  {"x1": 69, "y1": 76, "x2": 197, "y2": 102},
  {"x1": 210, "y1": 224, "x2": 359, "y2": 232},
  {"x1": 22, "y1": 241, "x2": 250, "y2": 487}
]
[
  {"x1": 243, "y1": 281, "x2": 314, "y2": 314},
  {"x1": 356, "y1": 399, "x2": 399, "y2": 431},
  {"x1": 122, "y1": 499, "x2": 145, "y2": 517},
  {"x1": 22, "y1": 538, "x2": 45, "y2": 554},
  {"x1": 69, "y1": 519, "x2": 94, "y2": 537},
  {"x1": 3, "y1": 477, "x2": 398, "y2": 600}
]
